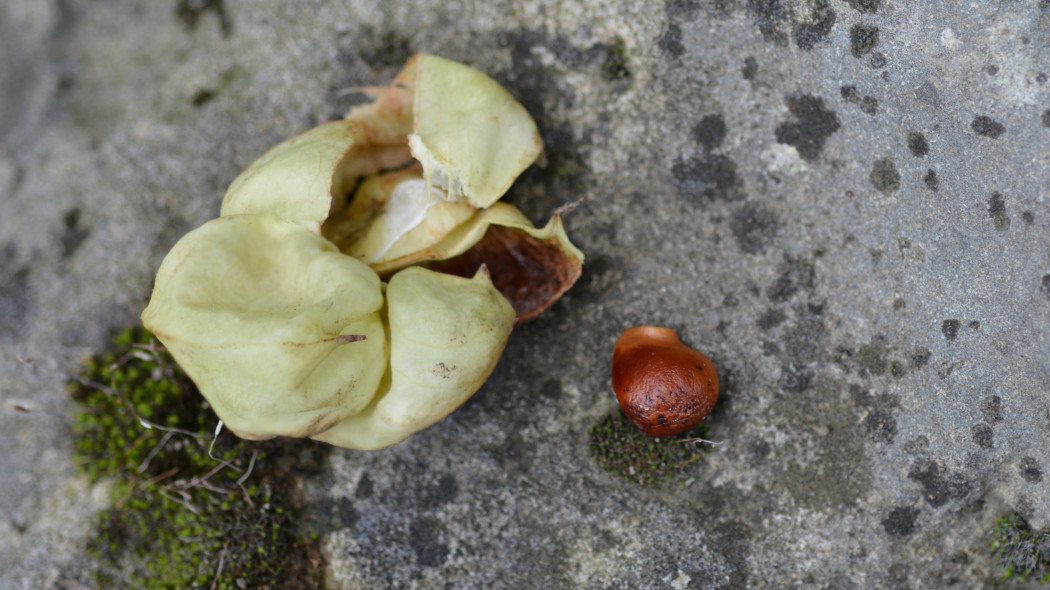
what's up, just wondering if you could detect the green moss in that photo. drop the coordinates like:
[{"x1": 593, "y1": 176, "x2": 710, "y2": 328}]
[
  {"x1": 991, "y1": 513, "x2": 1050, "y2": 582},
  {"x1": 71, "y1": 327, "x2": 328, "y2": 589},
  {"x1": 588, "y1": 411, "x2": 712, "y2": 486}
]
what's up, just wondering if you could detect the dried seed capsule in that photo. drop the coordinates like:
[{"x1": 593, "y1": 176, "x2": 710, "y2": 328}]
[{"x1": 612, "y1": 326, "x2": 719, "y2": 436}]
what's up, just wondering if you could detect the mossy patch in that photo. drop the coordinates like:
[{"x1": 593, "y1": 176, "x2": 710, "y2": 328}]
[
  {"x1": 991, "y1": 513, "x2": 1050, "y2": 583},
  {"x1": 589, "y1": 411, "x2": 712, "y2": 486},
  {"x1": 71, "y1": 328, "x2": 328, "y2": 589}
]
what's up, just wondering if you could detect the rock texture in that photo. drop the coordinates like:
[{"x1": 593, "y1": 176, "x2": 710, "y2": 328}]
[{"x1": 1, "y1": 0, "x2": 1048, "y2": 588}]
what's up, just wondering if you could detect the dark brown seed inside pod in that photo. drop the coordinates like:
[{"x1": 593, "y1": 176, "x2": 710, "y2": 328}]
[{"x1": 612, "y1": 326, "x2": 719, "y2": 437}]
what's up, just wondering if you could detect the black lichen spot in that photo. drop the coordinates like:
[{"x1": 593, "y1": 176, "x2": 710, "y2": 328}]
[
  {"x1": 174, "y1": 0, "x2": 231, "y2": 37},
  {"x1": 692, "y1": 114, "x2": 727, "y2": 152},
  {"x1": 757, "y1": 308, "x2": 787, "y2": 331},
  {"x1": 1019, "y1": 457, "x2": 1043, "y2": 483},
  {"x1": 971, "y1": 115, "x2": 1005, "y2": 139},
  {"x1": 408, "y1": 516, "x2": 449, "y2": 567},
  {"x1": 1022, "y1": 210, "x2": 1035, "y2": 224},
  {"x1": 882, "y1": 506, "x2": 919, "y2": 536},
  {"x1": 778, "y1": 364, "x2": 813, "y2": 393},
  {"x1": 841, "y1": 85, "x2": 859, "y2": 101},
  {"x1": 730, "y1": 201, "x2": 779, "y2": 254},
  {"x1": 793, "y1": 0, "x2": 836, "y2": 51},
  {"x1": 907, "y1": 132, "x2": 929, "y2": 157},
  {"x1": 775, "y1": 94, "x2": 841, "y2": 161},
  {"x1": 768, "y1": 256, "x2": 816, "y2": 302},
  {"x1": 869, "y1": 52, "x2": 887, "y2": 68},
  {"x1": 419, "y1": 474, "x2": 459, "y2": 511},
  {"x1": 985, "y1": 65, "x2": 999, "y2": 76},
  {"x1": 847, "y1": 0, "x2": 880, "y2": 13},
  {"x1": 910, "y1": 347, "x2": 931, "y2": 369},
  {"x1": 981, "y1": 395, "x2": 1003, "y2": 424},
  {"x1": 893, "y1": 298, "x2": 906, "y2": 310},
  {"x1": 0, "y1": 245, "x2": 32, "y2": 342},
  {"x1": 747, "y1": 0, "x2": 790, "y2": 46},
  {"x1": 355, "y1": 27, "x2": 414, "y2": 72},
  {"x1": 923, "y1": 168, "x2": 939, "y2": 191},
  {"x1": 1042, "y1": 274, "x2": 1050, "y2": 299},
  {"x1": 859, "y1": 95, "x2": 879, "y2": 115},
  {"x1": 60, "y1": 208, "x2": 91, "y2": 260},
  {"x1": 658, "y1": 24, "x2": 685, "y2": 57},
  {"x1": 988, "y1": 192, "x2": 1010, "y2": 230},
  {"x1": 1038, "y1": 73, "x2": 1048, "y2": 83},
  {"x1": 908, "y1": 459, "x2": 971, "y2": 507},
  {"x1": 869, "y1": 158, "x2": 900, "y2": 194},
  {"x1": 972, "y1": 423, "x2": 994, "y2": 449},
  {"x1": 942, "y1": 319, "x2": 960, "y2": 342},
  {"x1": 671, "y1": 154, "x2": 741, "y2": 205},
  {"x1": 850, "y1": 24, "x2": 879, "y2": 58},
  {"x1": 355, "y1": 474, "x2": 374, "y2": 499},
  {"x1": 190, "y1": 89, "x2": 217, "y2": 107},
  {"x1": 600, "y1": 38, "x2": 632, "y2": 83},
  {"x1": 969, "y1": 320, "x2": 980, "y2": 330},
  {"x1": 666, "y1": 0, "x2": 701, "y2": 20},
  {"x1": 866, "y1": 410, "x2": 897, "y2": 443},
  {"x1": 742, "y1": 56, "x2": 759, "y2": 80},
  {"x1": 1042, "y1": 109, "x2": 1050, "y2": 128}
]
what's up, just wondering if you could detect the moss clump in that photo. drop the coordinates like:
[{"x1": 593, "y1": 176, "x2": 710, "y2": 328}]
[
  {"x1": 589, "y1": 411, "x2": 712, "y2": 486},
  {"x1": 992, "y1": 513, "x2": 1050, "y2": 583},
  {"x1": 71, "y1": 328, "x2": 328, "y2": 589}
]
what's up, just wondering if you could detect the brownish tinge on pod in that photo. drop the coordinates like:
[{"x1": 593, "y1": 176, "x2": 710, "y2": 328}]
[{"x1": 612, "y1": 326, "x2": 719, "y2": 437}]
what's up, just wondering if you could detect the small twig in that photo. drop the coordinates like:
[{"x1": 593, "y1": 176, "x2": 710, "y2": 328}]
[
  {"x1": 159, "y1": 487, "x2": 200, "y2": 515},
  {"x1": 210, "y1": 541, "x2": 230, "y2": 590},
  {"x1": 140, "y1": 466, "x2": 180, "y2": 489},
  {"x1": 675, "y1": 436, "x2": 724, "y2": 447},
  {"x1": 235, "y1": 450, "x2": 258, "y2": 508},
  {"x1": 137, "y1": 431, "x2": 176, "y2": 473},
  {"x1": 16, "y1": 355, "x2": 34, "y2": 367},
  {"x1": 554, "y1": 201, "x2": 581, "y2": 217}
]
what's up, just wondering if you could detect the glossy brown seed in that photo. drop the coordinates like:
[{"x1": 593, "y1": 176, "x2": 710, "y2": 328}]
[{"x1": 612, "y1": 326, "x2": 719, "y2": 437}]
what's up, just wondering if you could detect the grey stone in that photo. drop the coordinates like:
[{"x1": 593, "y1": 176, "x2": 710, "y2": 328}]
[{"x1": 2, "y1": 0, "x2": 1049, "y2": 588}]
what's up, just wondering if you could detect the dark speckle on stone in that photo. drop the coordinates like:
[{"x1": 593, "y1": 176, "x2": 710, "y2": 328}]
[
  {"x1": 971, "y1": 115, "x2": 1005, "y2": 138},
  {"x1": 859, "y1": 95, "x2": 879, "y2": 115},
  {"x1": 866, "y1": 410, "x2": 897, "y2": 443},
  {"x1": 915, "y1": 81, "x2": 942, "y2": 107},
  {"x1": 941, "y1": 319, "x2": 960, "y2": 342},
  {"x1": 924, "y1": 168, "x2": 939, "y2": 191},
  {"x1": 0, "y1": 245, "x2": 33, "y2": 342},
  {"x1": 730, "y1": 201, "x2": 779, "y2": 254},
  {"x1": 907, "y1": 132, "x2": 929, "y2": 157},
  {"x1": 742, "y1": 56, "x2": 759, "y2": 80},
  {"x1": 793, "y1": 0, "x2": 836, "y2": 51},
  {"x1": 60, "y1": 208, "x2": 90, "y2": 260},
  {"x1": 981, "y1": 395, "x2": 1003, "y2": 424},
  {"x1": 841, "y1": 85, "x2": 859, "y2": 102},
  {"x1": 987, "y1": 191, "x2": 1010, "y2": 230},
  {"x1": 774, "y1": 94, "x2": 841, "y2": 161},
  {"x1": 355, "y1": 473, "x2": 374, "y2": 499},
  {"x1": 757, "y1": 308, "x2": 787, "y2": 331},
  {"x1": 869, "y1": 158, "x2": 900, "y2": 194},
  {"x1": 882, "y1": 506, "x2": 919, "y2": 536},
  {"x1": 692, "y1": 113, "x2": 727, "y2": 152},
  {"x1": 1022, "y1": 210, "x2": 1034, "y2": 224},
  {"x1": 658, "y1": 24, "x2": 685, "y2": 57},
  {"x1": 408, "y1": 516, "x2": 450, "y2": 567},
  {"x1": 908, "y1": 459, "x2": 971, "y2": 507},
  {"x1": 850, "y1": 24, "x2": 879, "y2": 58},
  {"x1": 869, "y1": 52, "x2": 887, "y2": 68},
  {"x1": 599, "y1": 38, "x2": 632, "y2": 83},
  {"x1": 747, "y1": 0, "x2": 790, "y2": 46},
  {"x1": 175, "y1": 0, "x2": 232, "y2": 37},
  {"x1": 984, "y1": 65, "x2": 999, "y2": 76},
  {"x1": 1042, "y1": 109, "x2": 1050, "y2": 128},
  {"x1": 672, "y1": 153, "x2": 741, "y2": 205},
  {"x1": 910, "y1": 348, "x2": 931, "y2": 369},
  {"x1": 1042, "y1": 274, "x2": 1050, "y2": 299},
  {"x1": 968, "y1": 320, "x2": 979, "y2": 330},
  {"x1": 1038, "y1": 72, "x2": 1047, "y2": 83},
  {"x1": 971, "y1": 423, "x2": 993, "y2": 449},
  {"x1": 1019, "y1": 457, "x2": 1043, "y2": 483},
  {"x1": 768, "y1": 256, "x2": 816, "y2": 302},
  {"x1": 666, "y1": 0, "x2": 701, "y2": 21},
  {"x1": 847, "y1": 0, "x2": 881, "y2": 13}
]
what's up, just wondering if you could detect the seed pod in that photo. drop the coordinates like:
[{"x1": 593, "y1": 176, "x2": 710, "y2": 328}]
[{"x1": 612, "y1": 326, "x2": 719, "y2": 436}]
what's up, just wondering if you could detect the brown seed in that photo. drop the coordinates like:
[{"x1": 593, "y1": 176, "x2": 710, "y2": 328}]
[{"x1": 612, "y1": 326, "x2": 719, "y2": 437}]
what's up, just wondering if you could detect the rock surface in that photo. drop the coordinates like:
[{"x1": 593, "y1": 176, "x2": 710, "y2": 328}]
[{"x1": 1, "y1": 0, "x2": 1048, "y2": 588}]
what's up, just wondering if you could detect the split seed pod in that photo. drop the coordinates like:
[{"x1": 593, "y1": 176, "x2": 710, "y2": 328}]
[
  {"x1": 612, "y1": 326, "x2": 719, "y2": 437},
  {"x1": 142, "y1": 54, "x2": 583, "y2": 449}
]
